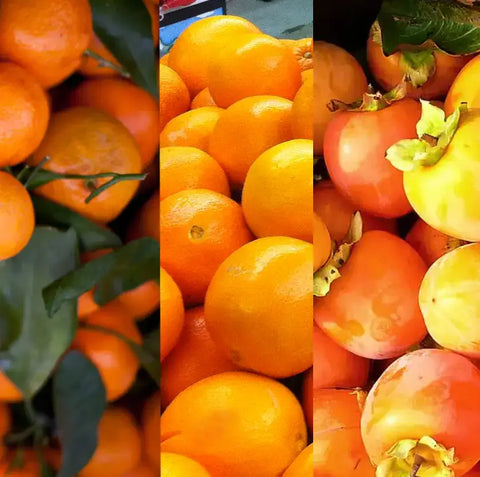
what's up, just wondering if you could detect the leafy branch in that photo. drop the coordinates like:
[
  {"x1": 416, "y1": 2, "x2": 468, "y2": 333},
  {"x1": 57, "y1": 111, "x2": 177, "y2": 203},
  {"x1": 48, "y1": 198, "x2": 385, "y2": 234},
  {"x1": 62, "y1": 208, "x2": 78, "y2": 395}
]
[{"x1": 83, "y1": 48, "x2": 131, "y2": 78}]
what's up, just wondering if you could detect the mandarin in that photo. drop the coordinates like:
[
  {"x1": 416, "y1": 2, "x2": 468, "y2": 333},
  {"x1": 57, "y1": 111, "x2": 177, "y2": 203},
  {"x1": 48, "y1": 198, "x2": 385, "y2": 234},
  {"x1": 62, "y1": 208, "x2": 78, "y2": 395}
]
[
  {"x1": 161, "y1": 453, "x2": 211, "y2": 477},
  {"x1": 143, "y1": 391, "x2": 160, "y2": 471},
  {"x1": 159, "y1": 64, "x2": 190, "y2": 132}
]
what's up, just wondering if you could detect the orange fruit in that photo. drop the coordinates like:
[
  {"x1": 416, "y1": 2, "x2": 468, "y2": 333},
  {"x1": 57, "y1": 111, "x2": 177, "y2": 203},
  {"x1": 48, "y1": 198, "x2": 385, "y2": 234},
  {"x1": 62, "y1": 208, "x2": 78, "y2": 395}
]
[
  {"x1": 72, "y1": 303, "x2": 142, "y2": 401},
  {"x1": 161, "y1": 453, "x2": 211, "y2": 477},
  {"x1": 128, "y1": 191, "x2": 160, "y2": 242},
  {"x1": 191, "y1": 88, "x2": 217, "y2": 109},
  {"x1": 302, "y1": 369, "x2": 313, "y2": 430},
  {"x1": 0, "y1": 0, "x2": 92, "y2": 88},
  {"x1": 445, "y1": 54, "x2": 480, "y2": 114},
  {"x1": 160, "y1": 146, "x2": 229, "y2": 200},
  {"x1": 159, "y1": 64, "x2": 190, "y2": 132},
  {"x1": 0, "y1": 62, "x2": 49, "y2": 168},
  {"x1": 29, "y1": 107, "x2": 142, "y2": 224},
  {"x1": 160, "y1": 53, "x2": 169, "y2": 66},
  {"x1": 161, "y1": 372, "x2": 307, "y2": 476},
  {"x1": 208, "y1": 33, "x2": 302, "y2": 108},
  {"x1": 79, "y1": 408, "x2": 142, "y2": 477},
  {"x1": 204, "y1": 237, "x2": 313, "y2": 377},
  {"x1": 160, "y1": 306, "x2": 240, "y2": 407},
  {"x1": 160, "y1": 189, "x2": 253, "y2": 306},
  {"x1": 168, "y1": 15, "x2": 261, "y2": 96},
  {"x1": 208, "y1": 95, "x2": 293, "y2": 187},
  {"x1": 0, "y1": 172, "x2": 35, "y2": 261},
  {"x1": 160, "y1": 106, "x2": 223, "y2": 152},
  {"x1": 242, "y1": 139, "x2": 313, "y2": 242},
  {"x1": 79, "y1": 33, "x2": 121, "y2": 77},
  {"x1": 292, "y1": 71, "x2": 313, "y2": 140},
  {"x1": 314, "y1": 41, "x2": 368, "y2": 155},
  {"x1": 144, "y1": 0, "x2": 159, "y2": 47},
  {"x1": 120, "y1": 462, "x2": 157, "y2": 477},
  {"x1": 160, "y1": 267, "x2": 184, "y2": 362},
  {"x1": 283, "y1": 444, "x2": 313, "y2": 477},
  {"x1": 69, "y1": 78, "x2": 159, "y2": 169},
  {"x1": 314, "y1": 213, "x2": 331, "y2": 270},
  {"x1": 281, "y1": 38, "x2": 313, "y2": 72},
  {"x1": 114, "y1": 281, "x2": 159, "y2": 321},
  {"x1": 78, "y1": 289, "x2": 99, "y2": 320},
  {"x1": 302, "y1": 68, "x2": 313, "y2": 82},
  {"x1": 0, "y1": 449, "x2": 40, "y2": 476},
  {"x1": 0, "y1": 403, "x2": 11, "y2": 438},
  {"x1": 0, "y1": 372, "x2": 23, "y2": 402},
  {"x1": 143, "y1": 392, "x2": 160, "y2": 471}
]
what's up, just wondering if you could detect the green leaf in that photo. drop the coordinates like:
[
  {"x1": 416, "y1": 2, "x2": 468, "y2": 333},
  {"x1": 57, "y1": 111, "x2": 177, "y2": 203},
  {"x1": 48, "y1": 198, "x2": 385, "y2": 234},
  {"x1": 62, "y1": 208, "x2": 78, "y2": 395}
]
[
  {"x1": 378, "y1": 0, "x2": 480, "y2": 55},
  {"x1": 32, "y1": 196, "x2": 121, "y2": 252},
  {"x1": 399, "y1": 50, "x2": 436, "y2": 87},
  {"x1": 0, "y1": 228, "x2": 78, "y2": 398},
  {"x1": 89, "y1": 0, "x2": 157, "y2": 98},
  {"x1": 53, "y1": 351, "x2": 107, "y2": 477}
]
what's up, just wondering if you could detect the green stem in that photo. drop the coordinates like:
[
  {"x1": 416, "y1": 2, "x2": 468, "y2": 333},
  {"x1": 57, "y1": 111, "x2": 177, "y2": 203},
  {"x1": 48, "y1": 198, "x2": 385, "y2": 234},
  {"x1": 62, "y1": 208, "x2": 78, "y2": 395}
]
[
  {"x1": 4, "y1": 424, "x2": 38, "y2": 445},
  {"x1": 83, "y1": 49, "x2": 130, "y2": 78},
  {"x1": 21, "y1": 156, "x2": 51, "y2": 188}
]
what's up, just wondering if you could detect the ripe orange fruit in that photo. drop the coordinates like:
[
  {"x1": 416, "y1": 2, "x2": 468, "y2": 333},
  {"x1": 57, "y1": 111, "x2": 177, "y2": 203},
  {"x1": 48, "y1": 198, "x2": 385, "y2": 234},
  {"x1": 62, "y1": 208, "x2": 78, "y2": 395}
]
[
  {"x1": 168, "y1": 15, "x2": 261, "y2": 96},
  {"x1": 0, "y1": 0, "x2": 92, "y2": 88},
  {"x1": 283, "y1": 444, "x2": 313, "y2": 477},
  {"x1": 120, "y1": 462, "x2": 157, "y2": 477},
  {"x1": 29, "y1": 107, "x2": 142, "y2": 224},
  {"x1": 0, "y1": 372, "x2": 23, "y2": 402},
  {"x1": 160, "y1": 189, "x2": 253, "y2": 306},
  {"x1": 160, "y1": 146, "x2": 229, "y2": 200},
  {"x1": 78, "y1": 289, "x2": 99, "y2": 320},
  {"x1": 302, "y1": 369, "x2": 313, "y2": 430},
  {"x1": 208, "y1": 95, "x2": 293, "y2": 187},
  {"x1": 0, "y1": 449, "x2": 40, "y2": 476},
  {"x1": 161, "y1": 453, "x2": 211, "y2": 477},
  {"x1": 79, "y1": 408, "x2": 142, "y2": 477},
  {"x1": 160, "y1": 54, "x2": 169, "y2": 66},
  {"x1": 204, "y1": 237, "x2": 313, "y2": 377},
  {"x1": 127, "y1": 191, "x2": 159, "y2": 242},
  {"x1": 208, "y1": 34, "x2": 302, "y2": 108},
  {"x1": 160, "y1": 306, "x2": 240, "y2": 407},
  {"x1": 0, "y1": 63, "x2": 49, "y2": 168},
  {"x1": 0, "y1": 172, "x2": 35, "y2": 261},
  {"x1": 159, "y1": 64, "x2": 190, "y2": 132},
  {"x1": 79, "y1": 33, "x2": 121, "y2": 77},
  {"x1": 143, "y1": 392, "x2": 160, "y2": 471},
  {"x1": 292, "y1": 72, "x2": 313, "y2": 140},
  {"x1": 302, "y1": 68, "x2": 313, "y2": 82},
  {"x1": 161, "y1": 372, "x2": 307, "y2": 476},
  {"x1": 242, "y1": 139, "x2": 313, "y2": 242},
  {"x1": 445, "y1": 54, "x2": 480, "y2": 114},
  {"x1": 160, "y1": 106, "x2": 223, "y2": 152},
  {"x1": 160, "y1": 267, "x2": 184, "y2": 362},
  {"x1": 281, "y1": 38, "x2": 313, "y2": 72},
  {"x1": 69, "y1": 78, "x2": 159, "y2": 169},
  {"x1": 191, "y1": 88, "x2": 217, "y2": 109},
  {"x1": 72, "y1": 303, "x2": 142, "y2": 401},
  {"x1": 114, "y1": 281, "x2": 159, "y2": 321},
  {"x1": 314, "y1": 213, "x2": 331, "y2": 270},
  {"x1": 0, "y1": 403, "x2": 11, "y2": 439},
  {"x1": 143, "y1": 0, "x2": 159, "y2": 47}
]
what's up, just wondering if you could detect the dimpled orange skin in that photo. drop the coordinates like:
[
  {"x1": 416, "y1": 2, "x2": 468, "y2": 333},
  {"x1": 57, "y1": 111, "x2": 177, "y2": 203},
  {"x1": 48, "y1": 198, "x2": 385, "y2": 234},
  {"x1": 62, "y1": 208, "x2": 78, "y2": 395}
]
[
  {"x1": 361, "y1": 349, "x2": 480, "y2": 476},
  {"x1": 79, "y1": 408, "x2": 142, "y2": 477},
  {"x1": 0, "y1": 172, "x2": 35, "y2": 261},
  {"x1": 161, "y1": 453, "x2": 212, "y2": 477},
  {"x1": 191, "y1": 88, "x2": 217, "y2": 109},
  {"x1": 242, "y1": 139, "x2": 313, "y2": 242},
  {"x1": 281, "y1": 38, "x2": 313, "y2": 72},
  {"x1": 69, "y1": 78, "x2": 159, "y2": 169},
  {"x1": 204, "y1": 237, "x2": 313, "y2": 377},
  {"x1": 0, "y1": 63, "x2": 50, "y2": 167},
  {"x1": 160, "y1": 146, "x2": 230, "y2": 200},
  {"x1": 160, "y1": 306, "x2": 240, "y2": 408},
  {"x1": 208, "y1": 34, "x2": 302, "y2": 108},
  {"x1": 79, "y1": 33, "x2": 121, "y2": 77},
  {"x1": 0, "y1": 0, "x2": 92, "y2": 88},
  {"x1": 160, "y1": 189, "x2": 253, "y2": 306},
  {"x1": 128, "y1": 190, "x2": 159, "y2": 243},
  {"x1": 161, "y1": 372, "x2": 308, "y2": 477},
  {"x1": 283, "y1": 444, "x2": 313, "y2": 477},
  {"x1": 445, "y1": 55, "x2": 480, "y2": 114},
  {"x1": 168, "y1": 15, "x2": 261, "y2": 96},
  {"x1": 292, "y1": 72, "x2": 313, "y2": 141},
  {"x1": 315, "y1": 231, "x2": 427, "y2": 360},
  {"x1": 29, "y1": 107, "x2": 142, "y2": 223},
  {"x1": 143, "y1": 392, "x2": 160, "y2": 471},
  {"x1": 209, "y1": 95, "x2": 293, "y2": 187}
]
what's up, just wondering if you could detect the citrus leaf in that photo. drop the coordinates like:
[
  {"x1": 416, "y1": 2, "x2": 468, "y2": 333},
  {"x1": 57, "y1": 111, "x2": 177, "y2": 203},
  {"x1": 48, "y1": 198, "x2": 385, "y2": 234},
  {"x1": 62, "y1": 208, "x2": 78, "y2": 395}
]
[
  {"x1": 32, "y1": 196, "x2": 121, "y2": 252},
  {"x1": 89, "y1": 0, "x2": 157, "y2": 98},
  {"x1": 53, "y1": 351, "x2": 107, "y2": 477},
  {"x1": 378, "y1": 0, "x2": 480, "y2": 55},
  {"x1": 0, "y1": 228, "x2": 78, "y2": 398}
]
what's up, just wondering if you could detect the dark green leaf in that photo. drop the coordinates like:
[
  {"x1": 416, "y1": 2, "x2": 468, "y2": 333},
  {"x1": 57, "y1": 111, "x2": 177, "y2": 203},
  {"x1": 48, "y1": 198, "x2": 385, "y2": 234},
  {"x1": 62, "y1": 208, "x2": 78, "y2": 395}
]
[
  {"x1": 53, "y1": 351, "x2": 107, "y2": 477},
  {"x1": 41, "y1": 463, "x2": 57, "y2": 477},
  {"x1": 32, "y1": 196, "x2": 122, "y2": 252},
  {"x1": 0, "y1": 228, "x2": 78, "y2": 398},
  {"x1": 378, "y1": 0, "x2": 480, "y2": 55},
  {"x1": 89, "y1": 0, "x2": 158, "y2": 98},
  {"x1": 142, "y1": 329, "x2": 160, "y2": 384}
]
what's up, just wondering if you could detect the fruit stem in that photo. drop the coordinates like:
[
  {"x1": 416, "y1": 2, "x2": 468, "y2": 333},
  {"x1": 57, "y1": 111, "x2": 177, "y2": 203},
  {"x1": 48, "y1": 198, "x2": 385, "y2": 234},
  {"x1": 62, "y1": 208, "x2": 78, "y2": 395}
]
[
  {"x1": 83, "y1": 49, "x2": 131, "y2": 78},
  {"x1": 410, "y1": 454, "x2": 425, "y2": 477}
]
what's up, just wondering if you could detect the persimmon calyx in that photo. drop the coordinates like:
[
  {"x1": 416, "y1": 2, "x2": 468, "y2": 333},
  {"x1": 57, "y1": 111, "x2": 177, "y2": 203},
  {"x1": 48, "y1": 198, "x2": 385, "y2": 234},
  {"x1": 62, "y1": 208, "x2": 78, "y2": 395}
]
[
  {"x1": 313, "y1": 211, "x2": 363, "y2": 297},
  {"x1": 376, "y1": 436, "x2": 457, "y2": 477},
  {"x1": 386, "y1": 100, "x2": 466, "y2": 172},
  {"x1": 399, "y1": 50, "x2": 436, "y2": 88}
]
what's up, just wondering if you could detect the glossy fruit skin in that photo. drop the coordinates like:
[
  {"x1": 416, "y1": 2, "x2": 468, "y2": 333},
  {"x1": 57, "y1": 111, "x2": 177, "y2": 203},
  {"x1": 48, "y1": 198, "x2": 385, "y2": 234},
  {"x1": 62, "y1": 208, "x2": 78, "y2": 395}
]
[
  {"x1": 314, "y1": 41, "x2": 368, "y2": 155},
  {"x1": 242, "y1": 139, "x2": 313, "y2": 241},
  {"x1": 314, "y1": 389, "x2": 374, "y2": 476},
  {"x1": 143, "y1": 392, "x2": 160, "y2": 471},
  {"x1": 161, "y1": 372, "x2": 307, "y2": 477},
  {"x1": 160, "y1": 189, "x2": 253, "y2": 306},
  {"x1": 315, "y1": 231, "x2": 427, "y2": 359},
  {"x1": 292, "y1": 72, "x2": 313, "y2": 141},
  {"x1": 367, "y1": 36, "x2": 472, "y2": 100},
  {"x1": 115, "y1": 280, "x2": 160, "y2": 321},
  {"x1": 445, "y1": 55, "x2": 480, "y2": 115},
  {"x1": 281, "y1": 38, "x2": 313, "y2": 72},
  {"x1": 404, "y1": 109, "x2": 480, "y2": 242},
  {"x1": 79, "y1": 33, "x2": 121, "y2": 77},
  {"x1": 0, "y1": 0, "x2": 92, "y2": 88},
  {"x1": 0, "y1": 62, "x2": 50, "y2": 167},
  {"x1": 128, "y1": 191, "x2": 159, "y2": 243},
  {"x1": 283, "y1": 444, "x2": 313, "y2": 477},
  {"x1": 191, "y1": 88, "x2": 217, "y2": 109},
  {"x1": 361, "y1": 349, "x2": 480, "y2": 476},
  {"x1": 161, "y1": 453, "x2": 212, "y2": 477},
  {"x1": 324, "y1": 99, "x2": 420, "y2": 218},
  {"x1": 419, "y1": 243, "x2": 480, "y2": 358},
  {"x1": 0, "y1": 372, "x2": 23, "y2": 402},
  {"x1": 159, "y1": 64, "x2": 190, "y2": 132},
  {"x1": 204, "y1": 237, "x2": 313, "y2": 378},
  {"x1": 302, "y1": 369, "x2": 313, "y2": 430},
  {"x1": 208, "y1": 34, "x2": 302, "y2": 108}
]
